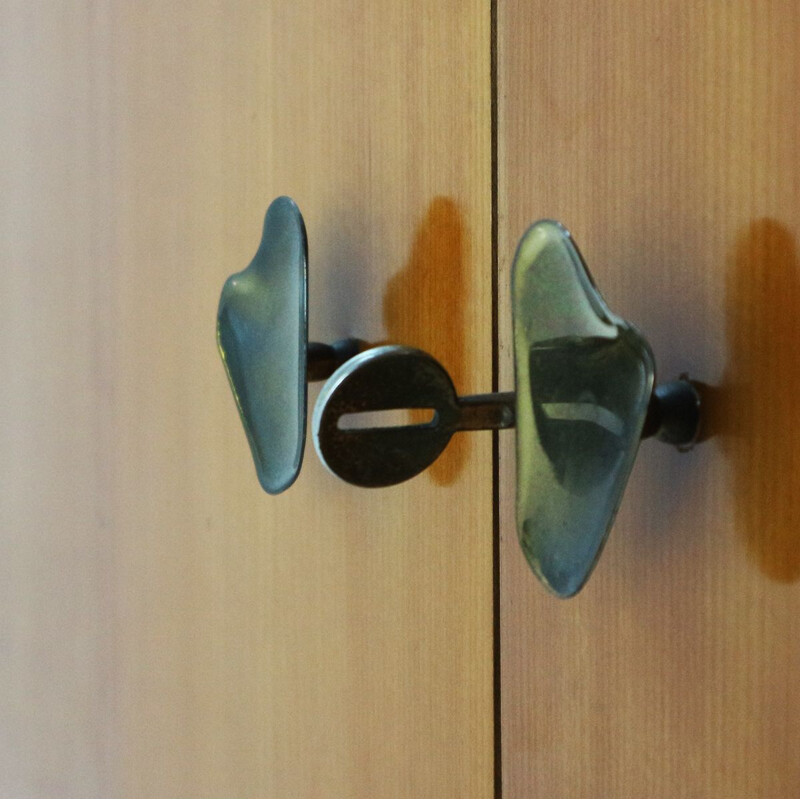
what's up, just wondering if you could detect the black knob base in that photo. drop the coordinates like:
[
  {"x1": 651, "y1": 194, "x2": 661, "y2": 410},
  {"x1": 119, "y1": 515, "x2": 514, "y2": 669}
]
[
  {"x1": 307, "y1": 338, "x2": 364, "y2": 382},
  {"x1": 642, "y1": 377, "x2": 702, "y2": 448}
]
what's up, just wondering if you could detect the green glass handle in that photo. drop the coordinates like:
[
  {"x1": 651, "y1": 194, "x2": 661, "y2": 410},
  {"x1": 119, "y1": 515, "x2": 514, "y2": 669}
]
[
  {"x1": 511, "y1": 221, "x2": 656, "y2": 597},
  {"x1": 217, "y1": 197, "x2": 361, "y2": 494},
  {"x1": 217, "y1": 197, "x2": 308, "y2": 494}
]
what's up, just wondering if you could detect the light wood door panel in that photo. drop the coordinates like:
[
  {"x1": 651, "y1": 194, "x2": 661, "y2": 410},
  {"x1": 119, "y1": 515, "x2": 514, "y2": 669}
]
[
  {"x1": 498, "y1": 1, "x2": 800, "y2": 796},
  {"x1": 0, "y1": 2, "x2": 493, "y2": 795}
]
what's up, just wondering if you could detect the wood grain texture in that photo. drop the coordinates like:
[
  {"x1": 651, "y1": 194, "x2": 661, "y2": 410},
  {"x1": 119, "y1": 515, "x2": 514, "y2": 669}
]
[
  {"x1": 498, "y1": 1, "x2": 800, "y2": 796},
  {"x1": 0, "y1": 2, "x2": 493, "y2": 795}
]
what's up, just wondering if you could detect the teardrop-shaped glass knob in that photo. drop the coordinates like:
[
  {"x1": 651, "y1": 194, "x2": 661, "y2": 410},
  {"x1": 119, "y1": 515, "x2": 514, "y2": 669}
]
[
  {"x1": 512, "y1": 220, "x2": 656, "y2": 597},
  {"x1": 217, "y1": 197, "x2": 308, "y2": 494}
]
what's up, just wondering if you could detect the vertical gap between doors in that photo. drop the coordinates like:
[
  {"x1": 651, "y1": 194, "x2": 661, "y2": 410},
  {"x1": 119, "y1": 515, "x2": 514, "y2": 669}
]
[{"x1": 490, "y1": 1, "x2": 502, "y2": 798}]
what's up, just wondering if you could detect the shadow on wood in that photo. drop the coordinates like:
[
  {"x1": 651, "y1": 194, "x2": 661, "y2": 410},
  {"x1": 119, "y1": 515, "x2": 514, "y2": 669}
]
[
  {"x1": 382, "y1": 197, "x2": 469, "y2": 486},
  {"x1": 716, "y1": 218, "x2": 800, "y2": 582}
]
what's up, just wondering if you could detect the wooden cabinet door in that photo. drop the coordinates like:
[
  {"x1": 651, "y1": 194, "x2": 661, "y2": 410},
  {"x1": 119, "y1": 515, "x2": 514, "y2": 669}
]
[
  {"x1": 12, "y1": 3, "x2": 795, "y2": 796},
  {"x1": 498, "y1": 2, "x2": 800, "y2": 796},
  {"x1": 1, "y1": 3, "x2": 494, "y2": 795}
]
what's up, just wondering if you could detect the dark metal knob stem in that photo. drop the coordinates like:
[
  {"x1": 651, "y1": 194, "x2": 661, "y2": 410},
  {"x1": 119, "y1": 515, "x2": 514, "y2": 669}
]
[
  {"x1": 307, "y1": 338, "x2": 364, "y2": 382},
  {"x1": 456, "y1": 392, "x2": 516, "y2": 431},
  {"x1": 641, "y1": 377, "x2": 702, "y2": 448}
]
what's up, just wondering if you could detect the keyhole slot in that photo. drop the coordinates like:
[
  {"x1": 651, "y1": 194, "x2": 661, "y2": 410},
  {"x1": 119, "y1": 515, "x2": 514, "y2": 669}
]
[{"x1": 337, "y1": 408, "x2": 438, "y2": 430}]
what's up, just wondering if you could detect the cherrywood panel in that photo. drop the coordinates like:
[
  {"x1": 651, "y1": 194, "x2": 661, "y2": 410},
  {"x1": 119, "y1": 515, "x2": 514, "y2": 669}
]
[
  {"x1": 498, "y1": 1, "x2": 800, "y2": 796},
  {"x1": 0, "y1": 2, "x2": 493, "y2": 795}
]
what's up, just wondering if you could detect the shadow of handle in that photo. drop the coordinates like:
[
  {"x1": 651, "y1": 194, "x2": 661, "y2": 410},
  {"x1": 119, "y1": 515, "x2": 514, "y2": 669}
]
[
  {"x1": 382, "y1": 197, "x2": 469, "y2": 486},
  {"x1": 720, "y1": 218, "x2": 800, "y2": 582}
]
